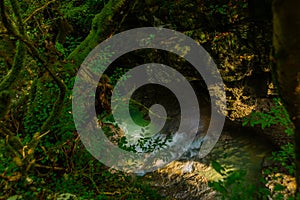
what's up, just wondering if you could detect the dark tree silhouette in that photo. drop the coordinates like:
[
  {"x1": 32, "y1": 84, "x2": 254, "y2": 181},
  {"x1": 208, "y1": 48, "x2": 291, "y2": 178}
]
[{"x1": 273, "y1": 0, "x2": 300, "y2": 194}]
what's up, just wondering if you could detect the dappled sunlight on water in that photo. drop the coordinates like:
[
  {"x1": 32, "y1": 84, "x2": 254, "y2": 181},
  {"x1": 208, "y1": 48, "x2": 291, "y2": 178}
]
[{"x1": 140, "y1": 129, "x2": 274, "y2": 199}]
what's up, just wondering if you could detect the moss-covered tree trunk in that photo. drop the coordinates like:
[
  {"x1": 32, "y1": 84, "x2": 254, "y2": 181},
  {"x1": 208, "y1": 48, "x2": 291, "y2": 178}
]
[
  {"x1": 273, "y1": 0, "x2": 300, "y2": 194},
  {"x1": 66, "y1": 0, "x2": 136, "y2": 74}
]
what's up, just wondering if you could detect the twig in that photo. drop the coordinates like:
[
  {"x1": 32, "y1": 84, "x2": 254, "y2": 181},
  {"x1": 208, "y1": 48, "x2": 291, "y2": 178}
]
[
  {"x1": 36, "y1": 130, "x2": 50, "y2": 140},
  {"x1": 34, "y1": 164, "x2": 65, "y2": 171},
  {"x1": 102, "y1": 191, "x2": 121, "y2": 196}
]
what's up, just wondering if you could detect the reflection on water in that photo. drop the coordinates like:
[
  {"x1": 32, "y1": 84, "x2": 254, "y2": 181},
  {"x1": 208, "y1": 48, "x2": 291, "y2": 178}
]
[
  {"x1": 140, "y1": 127, "x2": 274, "y2": 199},
  {"x1": 119, "y1": 108, "x2": 274, "y2": 199}
]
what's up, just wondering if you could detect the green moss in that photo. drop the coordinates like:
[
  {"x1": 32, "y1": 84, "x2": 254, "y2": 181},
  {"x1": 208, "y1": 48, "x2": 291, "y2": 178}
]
[
  {"x1": 67, "y1": 0, "x2": 128, "y2": 73},
  {"x1": 0, "y1": 29, "x2": 26, "y2": 119},
  {"x1": 24, "y1": 78, "x2": 51, "y2": 134},
  {"x1": 0, "y1": 41, "x2": 26, "y2": 91}
]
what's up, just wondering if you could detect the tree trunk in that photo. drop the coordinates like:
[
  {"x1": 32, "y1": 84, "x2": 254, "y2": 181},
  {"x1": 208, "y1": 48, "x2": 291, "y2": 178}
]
[
  {"x1": 273, "y1": 0, "x2": 300, "y2": 195},
  {"x1": 66, "y1": 0, "x2": 136, "y2": 74}
]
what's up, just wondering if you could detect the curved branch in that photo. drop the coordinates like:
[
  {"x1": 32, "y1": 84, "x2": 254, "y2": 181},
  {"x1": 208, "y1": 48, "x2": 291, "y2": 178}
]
[
  {"x1": 0, "y1": 0, "x2": 26, "y2": 119},
  {"x1": 0, "y1": 0, "x2": 26, "y2": 91},
  {"x1": 0, "y1": 41, "x2": 26, "y2": 91}
]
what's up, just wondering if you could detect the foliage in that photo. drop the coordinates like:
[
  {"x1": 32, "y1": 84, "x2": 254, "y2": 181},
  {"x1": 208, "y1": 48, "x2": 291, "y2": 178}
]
[
  {"x1": 23, "y1": 78, "x2": 56, "y2": 135},
  {"x1": 204, "y1": 0, "x2": 248, "y2": 27},
  {"x1": 243, "y1": 98, "x2": 294, "y2": 135},
  {"x1": 209, "y1": 160, "x2": 261, "y2": 200},
  {"x1": 101, "y1": 104, "x2": 172, "y2": 155},
  {"x1": 61, "y1": 0, "x2": 107, "y2": 38},
  {"x1": 0, "y1": 1, "x2": 164, "y2": 199},
  {"x1": 242, "y1": 98, "x2": 296, "y2": 199},
  {"x1": 243, "y1": 98, "x2": 295, "y2": 175},
  {"x1": 64, "y1": 36, "x2": 83, "y2": 57},
  {"x1": 271, "y1": 143, "x2": 296, "y2": 175}
]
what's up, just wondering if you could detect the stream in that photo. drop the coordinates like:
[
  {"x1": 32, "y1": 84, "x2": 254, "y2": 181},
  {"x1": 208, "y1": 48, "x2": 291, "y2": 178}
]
[
  {"x1": 140, "y1": 127, "x2": 274, "y2": 199},
  {"x1": 106, "y1": 80, "x2": 276, "y2": 199},
  {"x1": 121, "y1": 101, "x2": 275, "y2": 199},
  {"x1": 118, "y1": 109, "x2": 275, "y2": 199}
]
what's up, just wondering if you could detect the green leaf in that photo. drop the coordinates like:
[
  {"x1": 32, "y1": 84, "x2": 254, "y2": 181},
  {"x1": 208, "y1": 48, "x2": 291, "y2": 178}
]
[
  {"x1": 208, "y1": 181, "x2": 227, "y2": 194},
  {"x1": 242, "y1": 119, "x2": 248, "y2": 126},
  {"x1": 226, "y1": 171, "x2": 246, "y2": 185},
  {"x1": 211, "y1": 160, "x2": 225, "y2": 175}
]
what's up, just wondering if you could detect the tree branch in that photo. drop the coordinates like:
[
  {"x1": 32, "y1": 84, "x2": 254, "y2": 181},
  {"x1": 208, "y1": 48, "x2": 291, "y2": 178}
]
[{"x1": 0, "y1": 0, "x2": 26, "y2": 119}]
